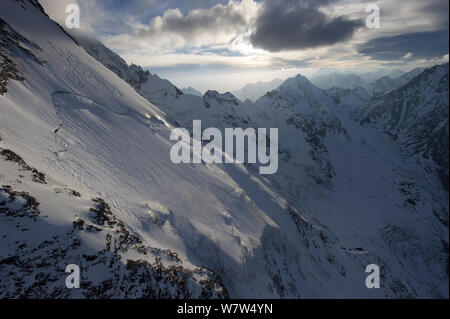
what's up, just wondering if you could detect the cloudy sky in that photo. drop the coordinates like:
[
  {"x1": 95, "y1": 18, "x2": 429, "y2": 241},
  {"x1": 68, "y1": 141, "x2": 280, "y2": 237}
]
[{"x1": 40, "y1": 0, "x2": 449, "y2": 92}]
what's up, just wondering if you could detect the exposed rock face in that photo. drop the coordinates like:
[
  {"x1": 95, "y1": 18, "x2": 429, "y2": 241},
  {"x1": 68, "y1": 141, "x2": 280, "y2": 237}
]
[{"x1": 0, "y1": 146, "x2": 228, "y2": 299}]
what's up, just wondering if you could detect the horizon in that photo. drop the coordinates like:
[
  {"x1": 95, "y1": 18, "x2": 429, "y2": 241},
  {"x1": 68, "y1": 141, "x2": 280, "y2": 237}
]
[{"x1": 39, "y1": 0, "x2": 449, "y2": 92}]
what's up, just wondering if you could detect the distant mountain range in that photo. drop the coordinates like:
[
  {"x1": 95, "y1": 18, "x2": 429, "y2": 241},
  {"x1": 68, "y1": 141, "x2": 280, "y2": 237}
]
[
  {"x1": 231, "y1": 79, "x2": 284, "y2": 102},
  {"x1": 310, "y1": 68, "x2": 425, "y2": 95}
]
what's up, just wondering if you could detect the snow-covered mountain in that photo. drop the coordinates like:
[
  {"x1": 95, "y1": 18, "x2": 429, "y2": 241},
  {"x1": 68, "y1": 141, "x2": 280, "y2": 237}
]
[
  {"x1": 357, "y1": 63, "x2": 449, "y2": 189},
  {"x1": 73, "y1": 32, "x2": 150, "y2": 90},
  {"x1": 181, "y1": 87, "x2": 203, "y2": 97},
  {"x1": 0, "y1": 0, "x2": 233, "y2": 298},
  {"x1": 369, "y1": 68, "x2": 425, "y2": 95},
  {"x1": 311, "y1": 68, "x2": 425, "y2": 96},
  {"x1": 1, "y1": 0, "x2": 448, "y2": 299},
  {"x1": 231, "y1": 79, "x2": 283, "y2": 102}
]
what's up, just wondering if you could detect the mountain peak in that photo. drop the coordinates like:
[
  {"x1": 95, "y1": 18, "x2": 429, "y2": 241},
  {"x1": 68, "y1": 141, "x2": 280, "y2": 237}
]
[
  {"x1": 204, "y1": 90, "x2": 239, "y2": 105},
  {"x1": 293, "y1": 73, "x2": 311, "y2": 84},
  {"x1": 278, "y1": 74, "x2": 314, "y2": 93},
  {"x1": 182, "y1": 86, "x2": 203, "y2": 96}
]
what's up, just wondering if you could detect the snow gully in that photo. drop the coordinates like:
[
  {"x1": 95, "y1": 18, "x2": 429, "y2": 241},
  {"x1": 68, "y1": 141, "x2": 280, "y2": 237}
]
[{"x1": 170, "y1": 120, "x2": 279, "y2": 175}]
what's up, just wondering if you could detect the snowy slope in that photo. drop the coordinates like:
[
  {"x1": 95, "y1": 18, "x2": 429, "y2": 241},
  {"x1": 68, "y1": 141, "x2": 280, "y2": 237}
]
[
  {"x1": 0, "y1": 0, "x2": 231, "y2": 298},
  {"x1": 73, "y1": 31, "x2": 151, "y2": 90},
  {"x1": 1, "y1": 0, "x2": 448, "y2": 299}
]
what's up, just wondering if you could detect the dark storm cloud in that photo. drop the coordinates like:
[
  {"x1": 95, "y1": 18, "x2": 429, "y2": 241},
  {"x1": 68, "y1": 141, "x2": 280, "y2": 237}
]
[
  {"x1": 249, "y1": 0, "x2": 363, "y2": 52},
  {"x1": 358, "y1": 30, "x2": 449, "y2": 60},
  {"x1": 419, "y1": 0, "x2": 449, "y2": 29}
]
